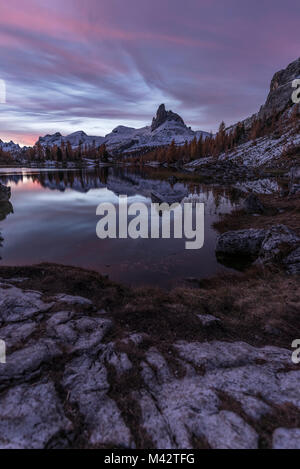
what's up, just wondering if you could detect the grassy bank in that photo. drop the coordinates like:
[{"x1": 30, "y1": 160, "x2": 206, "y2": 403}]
[{"x1": 0, "y1": 262, "x2": 299, "y2": 353}]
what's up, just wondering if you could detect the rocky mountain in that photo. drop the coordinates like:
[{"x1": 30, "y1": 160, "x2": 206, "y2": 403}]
[
  {"x1": 258, "y1": 57, "x2": 300, "y2": 119},
  {"x1": 35, "y1": 104, "x2": 210, "y2": 155},
  {"x1": 37, "y1": 131, "x2": 105, "y2": 150},
  {"x1": 0, "y1": 139, "x2": 21, "y2": 155},
  {"x1": 189, "y1": 57, "x2": 300, "y2": 169},
  {"x1": 32, "y1": 58, "x2": 300, "y2": 160},
  {"x1": 151, "y1": 103, "x2": 185, "y2": 130},
  {"x1": 2, "y1": 58, "x2": 299, "y2": 162}
]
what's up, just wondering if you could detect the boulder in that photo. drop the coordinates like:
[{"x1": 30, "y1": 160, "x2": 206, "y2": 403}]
[
  {"x1": 216, "y1": 224, "x2": 300, "y2": 271},
  {"x1": 216, "y1": 228, "x2": 266, "y2": 259},
  {"x1": 258, "y1": 224, "x2": 300, "y2": 264},
  {"x1": 283, "y1": 247, "x2": 300, "y2": 274},
  {"x1": 0, "y1": 184, "x2": 11, "y2": 202}
]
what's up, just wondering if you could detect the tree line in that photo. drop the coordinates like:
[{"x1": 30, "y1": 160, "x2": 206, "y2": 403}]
[
  {"x1": 1, "y1": 104, "x2": 298, "y2": 165},
  {"x1": 24, "y1": 140, "x2": 111, "y2": 163},
  {"x1": 134, "y1": 105, "x2": 299, "y2": 164}
]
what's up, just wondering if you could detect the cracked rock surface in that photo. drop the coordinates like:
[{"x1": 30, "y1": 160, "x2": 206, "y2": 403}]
[{"x1": 0, "y1": 274, "x2": 299, "y2": 449}]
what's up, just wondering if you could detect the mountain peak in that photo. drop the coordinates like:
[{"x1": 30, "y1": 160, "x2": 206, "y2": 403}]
[
  {"x1": 151, "y1": 104, "x2": 185, "y2": 131},
  {"x1": 259, "y1": 57, "x2": 300, "y2": 118},
  {"x1": 68, "y1": 131, "x2": 87, "y2": 137}
]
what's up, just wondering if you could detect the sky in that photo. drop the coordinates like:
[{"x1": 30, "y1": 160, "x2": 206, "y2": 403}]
[{"x1": 0, "y1": 0, "x2": 299, "y2": 146}]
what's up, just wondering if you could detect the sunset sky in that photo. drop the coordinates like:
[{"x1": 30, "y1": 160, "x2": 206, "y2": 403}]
[{"x1": 0, "y1": 0, "x2": 299, "y2": 146}]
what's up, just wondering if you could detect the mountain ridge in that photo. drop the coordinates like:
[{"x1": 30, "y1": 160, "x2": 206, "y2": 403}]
[
  {"x1": 1, "y1": 57, "x2": 299, "y2": 161},
  {"x1": 34, "y1": 104, "x2": 210, "y2": 155}
]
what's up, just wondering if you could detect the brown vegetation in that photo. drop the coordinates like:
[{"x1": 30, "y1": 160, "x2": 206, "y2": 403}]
[
  {"x1": 0, "y1": 148, "x2": 15, "y2": 165},
  {"x1": 0, "y1": 262, "x2": 299, "y2": 352},
  {"x1": 214, "y1": 193, "x2": 300, "y2": 237},
  {"x1": 132, "y1": 105, "x2": 300, "y2": 165}
]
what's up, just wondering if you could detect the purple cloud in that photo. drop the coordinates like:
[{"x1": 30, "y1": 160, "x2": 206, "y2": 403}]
[{"x1": 0, "y1": 0, "x2": 299, "y2": 145}]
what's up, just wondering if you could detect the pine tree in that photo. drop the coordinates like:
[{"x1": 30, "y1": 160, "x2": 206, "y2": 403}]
[
  {"x1": 190, "y1": 137, "x2": 198, "y2": 160},
  {"x1": 56, "y1": 146, "x2": 63, "y2": 162},
  {"x1": 166, "y1": 140, "x2": 177, "y2": 163}
]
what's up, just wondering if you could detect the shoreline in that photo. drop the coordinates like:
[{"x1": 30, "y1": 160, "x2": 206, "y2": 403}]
[
  {"x1": 0, "y1": 164, "x2": 299, "y2": 448},
  {"x1": 0, "y1": 260, "x2": 299, "y2": 350}
]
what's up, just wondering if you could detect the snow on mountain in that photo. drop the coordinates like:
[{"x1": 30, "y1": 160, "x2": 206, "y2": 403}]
[
  {"x1": 4, "y1": 57, "x2": 299, "y2": 165},
  {"x1": 188, "y1": 109, "x2": 300, "y2": 169},
  {"x1": 37, "y1": 131, "x2": 105, "y2": 149},
  {"x1": 104, "y1": 121, "x2": 208, "y2": 154},
  {"x1": 35, "y1": 104, "x2": 210, "y2": 155},
  {"x1": 105, "y1": 104, "x2": 211, "y2": 153},
  {"x1": 188, "y1": 57, "x2": 300, "y2": 168},
  {"x1": 0, "y1": 139, "x2": 21, "y2": 154},
  {"x1": 218, "y1": 126, "x2": 300, "y2": 167}
]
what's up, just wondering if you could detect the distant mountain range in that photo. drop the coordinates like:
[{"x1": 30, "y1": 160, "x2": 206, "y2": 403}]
[
  {"x1": 0, "y1": 139, "x2": 21, "y2": 154},
  {"x1": 35, "y1": 104, "x2": 210, "y2": 155},
  {"x1": 1, "y1": 57, "x2": 299, "y2": 161},
  {"x1": 0, "y1": 104, "x2": 210, "y2": 157}
]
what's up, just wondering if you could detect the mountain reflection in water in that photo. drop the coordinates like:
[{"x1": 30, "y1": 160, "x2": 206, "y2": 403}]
[{"x1": 0, "y1": 167, "x2": 242, "y2": 287}]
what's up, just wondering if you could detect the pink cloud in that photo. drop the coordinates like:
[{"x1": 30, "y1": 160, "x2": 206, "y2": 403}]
[{"x1": 0, "y1": 0, "x2": 299, "y2": 144}]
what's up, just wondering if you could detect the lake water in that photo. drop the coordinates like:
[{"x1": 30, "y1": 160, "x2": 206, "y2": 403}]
[{"x1": 0, "y1": 167, "x2": 241, "y2": 288}]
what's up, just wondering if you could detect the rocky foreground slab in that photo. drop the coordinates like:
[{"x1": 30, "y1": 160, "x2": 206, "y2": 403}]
[{"x1": 0, "y1": 265, "x2": 299, "y2": 449}]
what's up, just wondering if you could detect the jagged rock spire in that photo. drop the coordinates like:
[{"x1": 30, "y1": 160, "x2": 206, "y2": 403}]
[{"x1": 151, "y1": 104, "x2": 185, "y2": 131}]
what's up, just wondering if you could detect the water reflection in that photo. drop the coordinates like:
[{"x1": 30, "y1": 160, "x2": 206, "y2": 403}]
[
  {"x1": 0, "y1": 167, "x2": 243, "y2": 287},
  {"x1": 0, "y1": 200, "x2": 13, "y2": 259}
]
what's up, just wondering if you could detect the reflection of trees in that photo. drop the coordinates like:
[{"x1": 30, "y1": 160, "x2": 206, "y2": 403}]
[
  {"x1": 0, "y1": 168, "x2": 245, "y2": 207},
  {"x1": 0, "y1": 174, "x2": 24, "y2": 185},
  {"x1": 0, "y1": 201, "x2": 13, "y2": 221},
  {"x1": 0, "y1": 168, "x2": 111, "y2": 193},
  {"x1": 0, "y1": 200, "x2": 14, "y2": 260}
]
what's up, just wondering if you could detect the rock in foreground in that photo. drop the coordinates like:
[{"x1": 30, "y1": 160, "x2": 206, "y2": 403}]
[
  {"x1": 216, "y1": 224, "x2": 300, "y2": 270},
  {"x1": 0, "y1": 266, "x2": 299, "y2": 449},
  {"x1": 0, "y1": 183, "x2": 11, "y2": 202}
]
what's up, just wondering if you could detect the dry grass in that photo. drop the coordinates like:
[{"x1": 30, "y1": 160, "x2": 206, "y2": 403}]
[
  {"x1": 0, "y1": 262, "x2": 299, "y2": 448},
  {"x1": 218, "y1": 391, "x2": 300, "y2": 449},
  {"x1": 1, "y1": 263, "x2": 299, "y2": 351},
  {"x1": 171, "y1": 267, "x2": 300, "y2": 349},
  {"x1": 214, "y1": 193, "x2": 300, "y2": 237}
]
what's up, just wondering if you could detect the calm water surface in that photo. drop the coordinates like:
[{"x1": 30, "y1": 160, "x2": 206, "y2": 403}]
[{"x1": 0, "y1": 167, "x2": 241, "y2": 288}]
